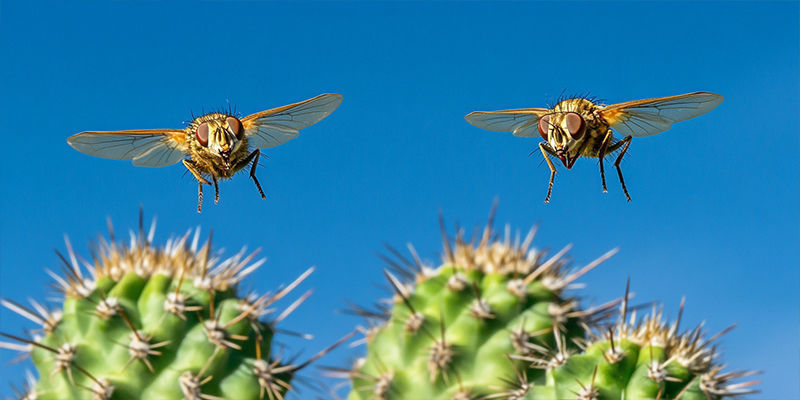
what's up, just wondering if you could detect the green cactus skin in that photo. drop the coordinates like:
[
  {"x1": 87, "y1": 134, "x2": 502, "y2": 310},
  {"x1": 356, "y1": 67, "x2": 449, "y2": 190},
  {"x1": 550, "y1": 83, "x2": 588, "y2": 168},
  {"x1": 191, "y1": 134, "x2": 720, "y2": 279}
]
[
  {"x1": 347, "y1": 222, "x2": 758, "y2": 400},
  {"x1": 1, "y1": 221, "x2": 319, "y2": 400}
]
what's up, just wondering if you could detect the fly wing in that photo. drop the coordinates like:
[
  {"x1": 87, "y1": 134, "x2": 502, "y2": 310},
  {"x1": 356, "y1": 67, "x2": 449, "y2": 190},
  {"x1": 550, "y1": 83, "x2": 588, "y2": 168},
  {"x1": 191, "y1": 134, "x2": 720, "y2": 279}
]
[
  {"x1": 598, "y1": 92, "x2": 723, "y2": 137},
  {"x1": 241, "y1": 93, "x2": 343, "y2": 149},
  {"x1": 67, "y1": 129, "x2": 188, "y2": 167},
  {"x1": 465, "y1": 108, "x2": 550, "y2": 137}
]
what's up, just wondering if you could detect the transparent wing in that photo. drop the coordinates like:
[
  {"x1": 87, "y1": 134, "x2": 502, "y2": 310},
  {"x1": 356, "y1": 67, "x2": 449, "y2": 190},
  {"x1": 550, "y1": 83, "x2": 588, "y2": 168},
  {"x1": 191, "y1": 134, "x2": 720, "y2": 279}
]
[
  {"x1": 241, "y1": 93, "x2": 343, "y2": 149},
  {"x1": 67, "y1": 129, "x2": 187, "y2": 167},
  {"x1": 598, "y1": 92, "x2": 723, "y2": 137},
  {"x1": 465, "y1": 108, "x2": 550, "y2": 137}
]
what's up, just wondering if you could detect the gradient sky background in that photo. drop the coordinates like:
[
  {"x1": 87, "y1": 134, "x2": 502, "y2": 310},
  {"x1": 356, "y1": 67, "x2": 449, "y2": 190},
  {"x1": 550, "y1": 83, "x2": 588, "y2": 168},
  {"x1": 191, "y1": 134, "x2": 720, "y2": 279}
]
[{"x1": 0, "y1": 1, "x2": 797, "y2": 399}]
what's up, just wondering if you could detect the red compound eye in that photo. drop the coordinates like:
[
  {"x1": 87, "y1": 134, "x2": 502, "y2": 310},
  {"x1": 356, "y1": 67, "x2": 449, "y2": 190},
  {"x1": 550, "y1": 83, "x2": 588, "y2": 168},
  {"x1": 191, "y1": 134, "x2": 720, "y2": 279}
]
[
  {"x1": 196, "y1": 122, "x2": 209, "y2": 146},
  {"x1": 565, "y1": 112, "x2": 585, "y2": 140},
  {"x1": 538, "y1": 115, "x2": 551, "y2": 140},
  {"x1": 227, "y1": 116, "x2": 243, "y2": 139}
]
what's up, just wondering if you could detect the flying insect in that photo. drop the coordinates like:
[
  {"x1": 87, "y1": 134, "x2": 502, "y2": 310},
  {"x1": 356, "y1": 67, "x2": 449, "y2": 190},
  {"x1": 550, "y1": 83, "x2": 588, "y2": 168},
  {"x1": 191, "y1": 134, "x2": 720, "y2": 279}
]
[
  {"x1": 465, "y1": 92, "x2": 723, "y2": 202},
  {"x1": 68, "y1": 93, "x2": 343, "y2": 212}
]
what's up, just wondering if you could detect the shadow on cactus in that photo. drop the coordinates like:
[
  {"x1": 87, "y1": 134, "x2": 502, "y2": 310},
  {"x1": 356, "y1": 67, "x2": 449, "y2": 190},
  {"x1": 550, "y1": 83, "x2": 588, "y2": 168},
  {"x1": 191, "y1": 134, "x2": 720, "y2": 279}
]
[
  {"x1": 338, "y1": 212, "x2": 759, "y2": 400},
  {"x1": 0, "y1": 214, "x2": 349, "y2": 400}
]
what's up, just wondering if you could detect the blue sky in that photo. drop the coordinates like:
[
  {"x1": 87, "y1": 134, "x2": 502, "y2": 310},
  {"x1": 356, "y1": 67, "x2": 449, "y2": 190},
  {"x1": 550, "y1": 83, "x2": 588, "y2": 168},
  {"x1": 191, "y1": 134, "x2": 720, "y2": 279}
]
[{"x1": 0, "y1": 1, "x2": 797, "y2": 398}]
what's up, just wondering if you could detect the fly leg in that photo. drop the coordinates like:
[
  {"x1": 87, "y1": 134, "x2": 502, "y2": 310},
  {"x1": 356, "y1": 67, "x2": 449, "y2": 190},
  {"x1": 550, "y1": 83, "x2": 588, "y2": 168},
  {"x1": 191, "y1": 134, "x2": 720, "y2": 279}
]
[
  {"x1": 597, "y1": 130, "x2": 613, "y2": 193},
  {"x1": 193, "y1": 183, "x2": 203, "y2": 213},
  {"x1": 183, "y1": 160, "x2": 211, "y2": 213},
  {"x1": 213, "y1": 176, "x2": 220, "y2": 204},
  {"x1": 613, "y1": 136, "x2": 633, "y2": 201},
  {"x1": 539, "y1": 142, "x2": 557, "y2": 203},
  {"x1": 237, "y1": 149, "x2": 267, "y2": 199}
]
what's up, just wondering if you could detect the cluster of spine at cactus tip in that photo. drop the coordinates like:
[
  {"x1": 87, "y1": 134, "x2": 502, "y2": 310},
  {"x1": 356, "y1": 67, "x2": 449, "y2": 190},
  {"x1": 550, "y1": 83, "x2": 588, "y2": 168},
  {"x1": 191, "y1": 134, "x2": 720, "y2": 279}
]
[
  {"x1": 345, "y1": 221, "x2": 759, "y2": 400},
  {"x1": 0, "y1": 219, "x2": 337, "y2": 400}
]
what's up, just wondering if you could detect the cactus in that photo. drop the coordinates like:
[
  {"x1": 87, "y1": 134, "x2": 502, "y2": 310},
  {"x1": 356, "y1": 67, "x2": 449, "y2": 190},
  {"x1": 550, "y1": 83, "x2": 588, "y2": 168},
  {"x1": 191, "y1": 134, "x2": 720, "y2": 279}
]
[
  {"x1": 345, "y1": 217, "x2": 758, "y2": 400},
  {"x1": 0, "y1": 217, "x2": 340, "y2": 400}
]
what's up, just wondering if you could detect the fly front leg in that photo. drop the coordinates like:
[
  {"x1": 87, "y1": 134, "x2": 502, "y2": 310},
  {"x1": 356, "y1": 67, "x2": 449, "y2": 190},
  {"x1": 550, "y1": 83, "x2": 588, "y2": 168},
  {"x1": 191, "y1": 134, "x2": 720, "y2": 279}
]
[
  {"x1": 196, "y1": 183, "x2": 204, "y2": 213},
  {"x1": 539, "y1": 142, "x2": 558, "y2": 203},
  {"x1": 237, "y1": 149, "x2": 267, "y2": 199},
  {"x1": 613, "y1": 136, "x2": 633, "y2": 201},
  {"x1": 183, "y1": 159, "x2": 211, "y2": 213},
  {"x1": 213, "y1": 176, "x2": 219, "y2": 204},
  {"x1": 597, "y1": 130, "x2": 613, "y2": 193}
]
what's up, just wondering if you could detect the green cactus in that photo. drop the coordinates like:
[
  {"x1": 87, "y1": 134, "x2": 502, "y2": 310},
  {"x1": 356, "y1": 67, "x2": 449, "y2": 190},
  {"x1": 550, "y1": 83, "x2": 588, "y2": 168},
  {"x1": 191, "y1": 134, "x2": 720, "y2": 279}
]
[
  {"x1": 346, "y1": 219, "x2": 758, "y2": 400},
  {"x1": 1, "y1": 218, "x2": 336, "y2": 400}
]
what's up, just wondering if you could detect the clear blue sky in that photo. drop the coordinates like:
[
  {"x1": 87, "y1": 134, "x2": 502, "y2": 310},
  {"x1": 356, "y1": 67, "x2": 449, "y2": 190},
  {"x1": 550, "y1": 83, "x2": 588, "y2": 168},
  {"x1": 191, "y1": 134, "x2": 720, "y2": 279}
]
[{"x1": 0, "y1": 1, "x2": 797, "y2": 398}]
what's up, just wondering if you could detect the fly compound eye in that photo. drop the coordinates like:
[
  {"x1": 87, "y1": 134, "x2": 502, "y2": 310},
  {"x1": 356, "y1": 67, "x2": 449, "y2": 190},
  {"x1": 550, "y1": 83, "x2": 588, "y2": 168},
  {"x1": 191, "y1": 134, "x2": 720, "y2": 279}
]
[
  {"x1": 196, "y1": 122, "x2": 209, "y2": 146},
  {"x1": 538, "y1": 115, "x2": 551, "y2": 140},
  {"x1": 226, "y1": 116, "x2": 244, "y2": 139},
  {"x1": 565, "y1": 112, "x2": 585, "y2": 140}
]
